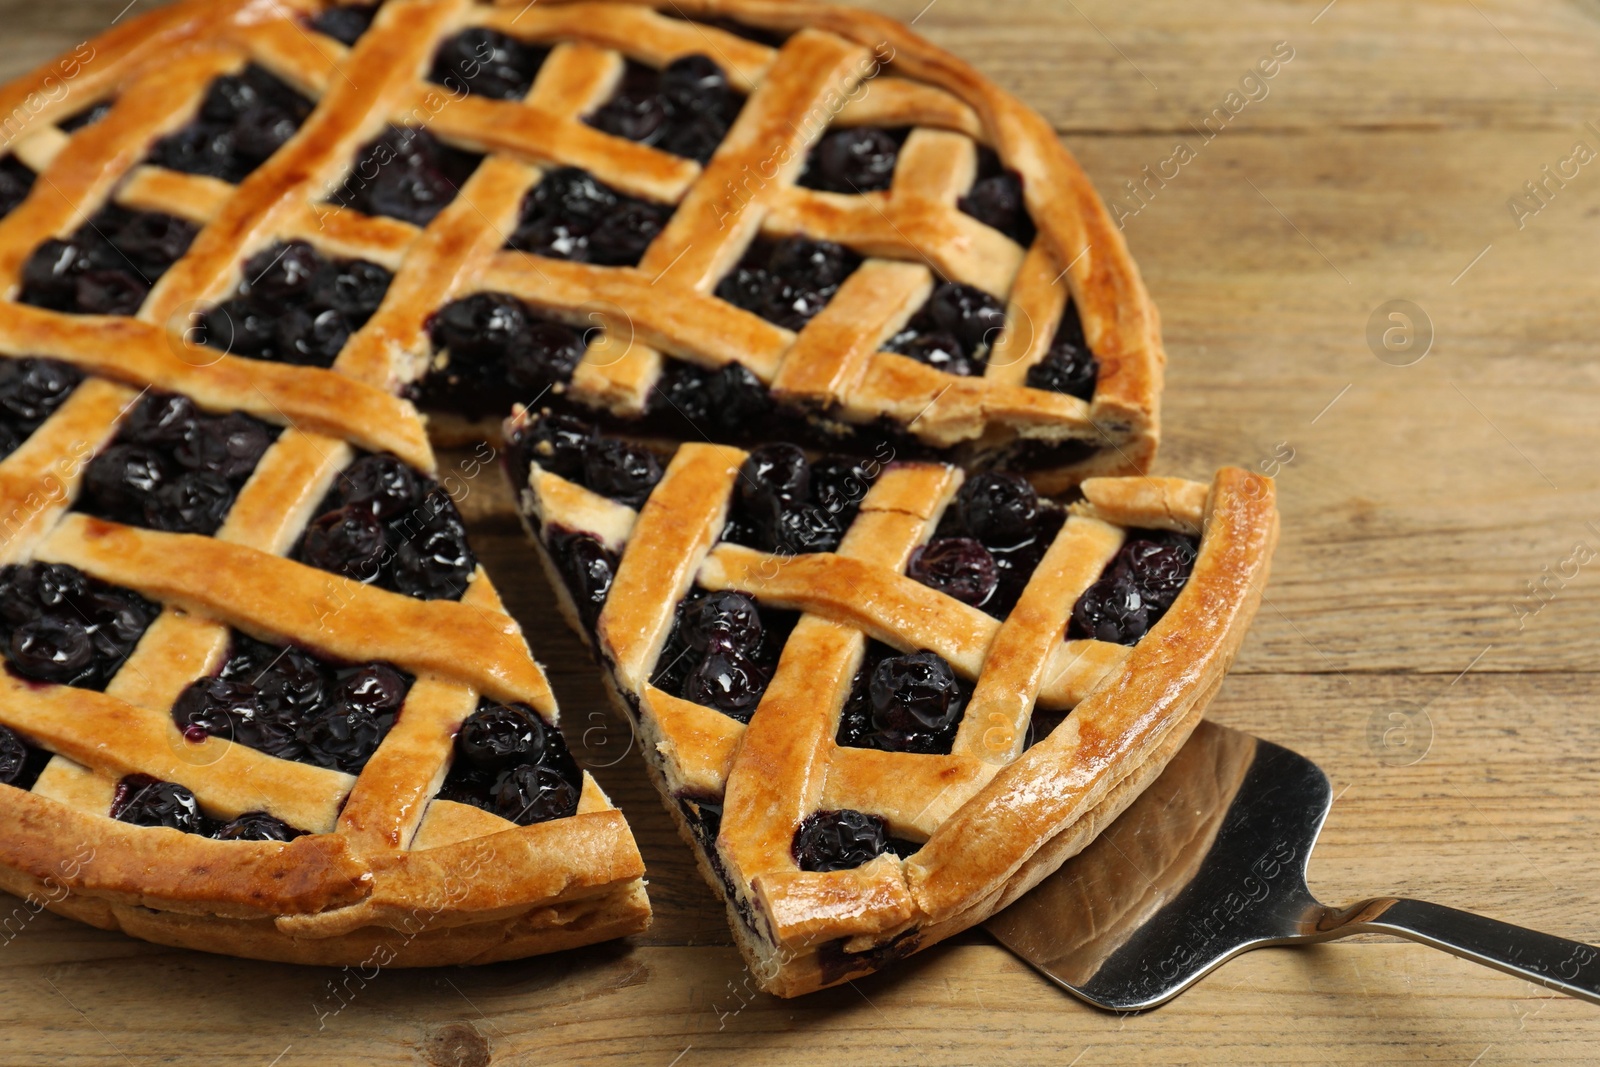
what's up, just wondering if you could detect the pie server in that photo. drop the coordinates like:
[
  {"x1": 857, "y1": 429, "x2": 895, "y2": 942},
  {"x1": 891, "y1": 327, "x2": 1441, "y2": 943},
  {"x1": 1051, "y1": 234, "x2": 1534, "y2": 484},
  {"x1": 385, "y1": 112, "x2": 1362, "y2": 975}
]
[{"x1": 983, "y1": 719, "x2": 1600, "y2": 1010}]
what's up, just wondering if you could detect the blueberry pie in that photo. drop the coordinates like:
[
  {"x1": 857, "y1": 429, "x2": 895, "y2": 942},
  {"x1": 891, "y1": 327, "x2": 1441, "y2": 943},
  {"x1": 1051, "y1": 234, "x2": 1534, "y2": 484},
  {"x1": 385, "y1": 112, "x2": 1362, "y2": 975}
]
[
  {"x1": 508, "y1": 409, "x2": 1277, "y2": 995},
  {"x1": 0, "y1": 0, "x2": 664, "y2": 965}
]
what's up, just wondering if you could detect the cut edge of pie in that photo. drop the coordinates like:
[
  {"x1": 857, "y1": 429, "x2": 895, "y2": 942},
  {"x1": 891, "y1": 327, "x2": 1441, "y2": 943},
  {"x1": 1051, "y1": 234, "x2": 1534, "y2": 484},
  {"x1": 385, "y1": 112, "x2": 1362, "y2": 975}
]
[{"x1": 508, "y1": 406, "x2": 1277, "y2": 995}]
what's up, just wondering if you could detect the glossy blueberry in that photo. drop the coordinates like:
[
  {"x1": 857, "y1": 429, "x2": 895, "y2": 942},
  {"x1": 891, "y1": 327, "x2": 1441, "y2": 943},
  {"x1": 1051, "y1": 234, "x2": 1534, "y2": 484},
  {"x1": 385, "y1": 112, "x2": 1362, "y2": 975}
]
[
  {"x1": 652, "y1": 360, "x2": 772, "y2": 436},
  {"x1": 213, "y1": 811, "x2": 302, "y2": 841},
  {"x1": 151, "y1": 65, "x2": 311, "y2": 183},
  {"x1": 955, "y1": 472, "x2": 1039, "y2": 547},
  {"x1": 244, "y1": 241, "x2": 323, "y2": 304},
  {"x1": 682, "y1": 591, "x2": 763, "y2": 654},
  {"x1": 456, "y1": 702, "x2": 546, "y2": 773},
  {"x1": 809, "y1": 457, "x2": 874, "y2": 523},
  {"x1": 581, "y1": 438, "x2": 662, "y2": 508},
  {"x1": 308, "y1": 258, "x2": 390, "y2": 324},
  {"x1": 275, "y1": 306, "x2": 351, "y2": 367},
  {"x1": 336, "y1": 127, "x2": 481, "y2": 226},
  {"x1": 682, "y1": 648, "x2": 767, "y2": 722},
  {"x1": 9, "y1": 616, "x2": 94, "y2": 684},
  {"x1": 509, "y1": 167, "x2": 669, "y2": 268},
  {"x1": 1069, "y1": 529, "x2": 1197, "y2": 644},
  {"x1": 715, "y1": 237, "x2": 860, "y2": 331},
  {"x1": 792, "y1": 809, "x2": 891, "y2": 872},
  {"x1": 590, "y1": 55, "x2": 741, "y2": 164},
  {"x1": 309, "y1": 4, "x2": 378, "y2": 47},
  {"x1": 0, "y1": 563, "x2": 157, "y2": 690},
  {"x1": 0, "y1": 724, "x2": 34, "y2": 786},
  {"x1": 958, "y1": 171, "x2": 1035, "y2": 246},
  {"x1": 0, "y1": 359, "x2": 81, "y2": 460},
  {"x1": 300, "y1": 506, "x2": 386, "y2": 583},
  {"x1": 19, "y1": 208, "x2": 195, "y2": 314},
  {"x1": 1069, "y1": 568, "x2": 1149, "y2": 645},
  {"x1": 174, "y1": 411, "x2": 273, "y2": 479},
  {"x1": 907, "y1": 537, "x2": 998, "y2": 608},
  {"x1": 0, "y1": 157, "x2": 35, "y2": 218},
  {"x1": 429, "y1": 291, "x2": 531, "y2": 367},
  {"x1": 509, "y1": 320, "x2": 586, "y2": 392},
  {"x1": 513, "y1": 411, "x2": 594, "y2": 481},
  {"x1": 172, "y1": 675, "x2": 261, "y2": 741},
  {"x1": 550, "y1": 531, "x2": 616, "y2": 630},
  {"x1": 740, "y1": 443, "x2": 810, "y2": 508},
  {"x1": 430, "y1": 27, "x2": 547, "y2": 101},
  {"x1": 111, "y1": 211, "x2": 200, "y2": 275},
  {"x1": 338, "y1": 453, "x2": 421, "y2": 520},
  {"x1": 298, "y1": 704, "x2": 386, "y2": 772},
  {"x1": 869, "y1": 650, "x2": 964, "y2": 737},
  {"x1": 491, "y1": 763, "x2": 580, "y2": 824},
  {"x1": 114, "y1": 777, "x2": 204, "y2": 833},
  {"x1": 388, "y1": 520, "x2": 475, "y2": 600},
  {"x1": 802, "y1": 127, "x2": 902, "y2": 193},
  {"x1": 1025, "y1": 304, "x2": 1098, "y2": 401},
  {"x1": 122, "y1": 394, "x2": 198, "y2": 448},
  {"x1": 927, "y1": 282, "x2": 1006, "y2": 354}
]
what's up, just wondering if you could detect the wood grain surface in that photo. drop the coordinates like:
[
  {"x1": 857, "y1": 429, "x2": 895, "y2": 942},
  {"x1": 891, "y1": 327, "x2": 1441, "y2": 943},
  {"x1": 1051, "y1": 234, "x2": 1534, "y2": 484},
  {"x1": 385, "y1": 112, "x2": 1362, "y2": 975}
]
[{"x1": 5, "y1": 0, "x2": 1600, "y2": 1062}]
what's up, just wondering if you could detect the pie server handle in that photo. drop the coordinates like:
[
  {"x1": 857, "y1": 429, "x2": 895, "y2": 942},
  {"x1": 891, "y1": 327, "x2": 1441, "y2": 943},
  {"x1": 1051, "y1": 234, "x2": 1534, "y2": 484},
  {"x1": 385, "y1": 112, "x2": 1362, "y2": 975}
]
[{"x1": 1305, "y1": 896, "x2": 1600, "y2": 1005}]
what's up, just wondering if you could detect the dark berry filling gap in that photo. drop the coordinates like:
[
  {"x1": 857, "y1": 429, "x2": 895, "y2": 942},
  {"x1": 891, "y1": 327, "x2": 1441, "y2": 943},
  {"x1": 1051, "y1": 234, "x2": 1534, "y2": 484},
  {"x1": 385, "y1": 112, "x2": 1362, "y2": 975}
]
[
  {"x1": 649, "y1": 589, "x2": 796, "y2": 723},
  {"x1": 172, "y1": 630, "x2": 411, "y2": 773},
  {"x1": 308, "y1": 4, "x2": 380, "y2": 47},
  {"x1": 798, "y1": 126, "x2": 908, "y2": 195},
  {"x1": 0, "y1": 359, "x2": 81, "y2": 462},
  {"x1": 507, "y1": 167, "x2": 672, "y2": 267},
  {"x1": 793, "y1": 809, "x2": 920, "y2": 873},
  {"x1": 1025, "y1": 300, "x2": 1099, "y2": 402},
  {"x1": 958, "y1": 145, "x2": 1037, "y2": 247},
  {"x1": 58, "y1": 100, "x2": 113, "y2": 134},
  {"x1": 721, "y1": 443, "x2": 876, "y2": 556},
  {"x1": 422, "y1": 293, "x2": 588, "y2": 418},
  {"x1": 77, "y1": 393, "x2": 278, "y2": 537},
  {"x1": 19, "y1": 205, "x2": 198, "y2": 316},
  {"x1": 429, "y1": 27, "x2": 549, "y2": 101},
  {"x1": 200, "y1": 240, "x2": 392, "y2": 367},
  {"x1": 0, "y1": 156, "x2": 34, "y2": 220},
  {"x1": 294, "y1": 452, "x2": 477, "y2": 601},
  {"x1": 587, "y1": 56, "x2": 744, "y2": 164},
  {"x1": 331, "y1": 126, "x2": 484, "y2": 227},
  {"x1": 835, "y1": 642, "x2": 970, "y2": 755},
  {"x1": 0, "y1": 723, "x2": 53, "y2": 792},
  {"x1": 112, "y1": 773, "x2": 306, "y2": 840},
  {"x1": 1069, "y1": 528, "x2": 1199, "y2": 646},
  {"x1": 884, "y1": 281, "x2": 1007, "y2": 379},
  {"x1": 147, "y1": 64, "x2": 313, "y2": 184},
  {"x1": 915, "y1": 471, "x2": 1065, "y2": 619},
  {"x1": 0, "y1": 562, "x2": 159, "y2": 691},
  {"x1": 509, "y1": 410, "x2": 661, "y2": 508},
  {"x1": 436, "y1": 697, "x2": 583, "y2": 824},
  {"x1": 715, "y1": 236, "x2": 862, "y2": 332}
]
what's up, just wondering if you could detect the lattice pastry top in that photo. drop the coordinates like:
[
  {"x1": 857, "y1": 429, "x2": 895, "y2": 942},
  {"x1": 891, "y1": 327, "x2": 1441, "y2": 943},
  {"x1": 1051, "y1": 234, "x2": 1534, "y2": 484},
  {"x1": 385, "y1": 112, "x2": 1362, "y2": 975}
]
[
  {"x1": 0, "y1": 0, "x2": 671, "y2": 965},
  {"x1": 508, "y1": 407, "x2": 1277, "y2": 995}
]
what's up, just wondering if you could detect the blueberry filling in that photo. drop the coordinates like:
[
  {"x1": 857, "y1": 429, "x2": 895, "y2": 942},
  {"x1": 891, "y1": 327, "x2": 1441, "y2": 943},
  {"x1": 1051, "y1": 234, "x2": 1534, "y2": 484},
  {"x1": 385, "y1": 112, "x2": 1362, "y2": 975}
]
[
  {"x1": 587, "y1": 56, "x2": 743, "y2": 164},
  {"x1": 510, "y1": 409, "x2": 664, "y2": 508},
  {"x1": 507, "y1": 167, "x2": 671, "y2": 267},
  {"x1": 0, "y1": 562, "x2": 159, "y2": 690},
  {"x1": 715, "y1": 236, "x2": 862, "y2": 332},
  {"x1": 436, "y1": 698, "x2": 583, "y2": 825},
  {"x1": 424, "y1": 292, "x2": 587, "y2": 414},
  {"x1": 429, "y1": 27, "x2": 548, "y2": 101},
  {"x1": 58, "y1": 101, "x2": 113, "y2": 134},
  {"x1": 547, "y1": 529, "x2": 618, "y2": 631},
  {"x1": 148, "y1": 64, "x2": 313, "y2": 183},
  {"x1": 958, "y1": 146, "x2": 1036, "y2": 247},
  {"x1": 308, "y1": 3, "x2": 380, "y2": 47},
  {"x1": 650, "y1": 589, "x2": 795, "y2": 723},
  {"x1": 650, "y1": 360, "x2": 775, "y2": 437},
  {"x1": 719, "y1": 443, "x2": 876, "y2": 556},
  {"x1": 836, "y1": 643, "x2": 969, "y2": 755},
  {"x1": 0, "y1": 723, "x2": 52, "y2": 791},
  {"x1": 922, "y1": 472, "x2": 1065, "y2": 618},
  {"x1": 77, "y1": 393, "x2": 277, "y2": 536},
  {"x1": 1025, "y1": 301, "x2": 1098, "y2": 401},
  {"x1": 19, "y1": 205, "x2": 199, "y2": 316},
  {"x1": 294, "y1": 452, "x2": 477, "y2": 601},
  {"x1": 112, "y1": 773, "x2": 307, "y2": 839},
  {"x1": 200, "y1": 240, "x2": 391, "y2": 366},
  {"x1": 884, "y1": 281, "x2": 1007, "y2": 378},
  {"x1": 0, "y1": 359, "x2": 82, "y2": 461},
  {"x1": 0, "y1": 157, "x2": 34, "y2": 219},
  {"x1": 332, "y1": 126, "x2": 484, "y2": 227},
  {"x1": 1069, "y1": 528, "x2": 1198, "y2": 646},
  {"x1": 799, "y1": 126, "x2": 907, "y2": 194},
  {"x1": 792, "y1": 809, "x2": 919, "y2": 872},
  {"x1": 172, "y1": 630, "x2": 412, "y2": 772}
]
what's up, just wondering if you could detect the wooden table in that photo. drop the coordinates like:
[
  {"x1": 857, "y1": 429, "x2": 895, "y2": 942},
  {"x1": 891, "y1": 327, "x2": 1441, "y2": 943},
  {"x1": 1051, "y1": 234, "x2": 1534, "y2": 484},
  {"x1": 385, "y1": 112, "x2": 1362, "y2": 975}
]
[{"x1": 4, "y1": 0, "x2": 1600, "y2": 1062}]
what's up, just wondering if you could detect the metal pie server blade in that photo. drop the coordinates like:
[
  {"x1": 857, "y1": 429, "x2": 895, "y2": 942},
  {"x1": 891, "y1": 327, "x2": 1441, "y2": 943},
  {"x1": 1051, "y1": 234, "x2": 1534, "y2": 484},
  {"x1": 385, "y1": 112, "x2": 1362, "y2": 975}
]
[{"x1": 983, "y1": 720, "x2": 1600, "y2": 1011}]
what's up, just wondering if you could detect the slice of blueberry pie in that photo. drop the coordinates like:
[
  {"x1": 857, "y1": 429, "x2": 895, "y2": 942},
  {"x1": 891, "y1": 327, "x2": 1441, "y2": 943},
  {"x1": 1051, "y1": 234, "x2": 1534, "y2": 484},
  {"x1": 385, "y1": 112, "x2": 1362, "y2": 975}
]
[
  {"x1": 508, "y1": 409, "x2": 1277, "y2": 995},
  {"x1": 0, "y1": 0, "x2": 658, "y2": 965}
]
